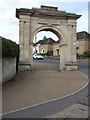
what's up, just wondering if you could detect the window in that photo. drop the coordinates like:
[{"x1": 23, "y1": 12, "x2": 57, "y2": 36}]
[
  {"x1": 56, "y1": 49, "x2": 59, "y2": 56},
  {"x1": 42, "y1": 49, "x2": 45, "y2": 53}
]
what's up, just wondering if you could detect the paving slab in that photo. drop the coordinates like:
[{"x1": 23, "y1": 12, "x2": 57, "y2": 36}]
[
  {"x1": 2, "y1": 62, "x2": 88, "y2": 114},
  {"x1": 46, "y1": 103, "x2": 88, "y2": 118}
]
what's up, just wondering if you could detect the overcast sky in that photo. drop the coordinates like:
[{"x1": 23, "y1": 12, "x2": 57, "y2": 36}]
[{"x1": 0, "y1": 0, "x2": 89, "y2": 43}]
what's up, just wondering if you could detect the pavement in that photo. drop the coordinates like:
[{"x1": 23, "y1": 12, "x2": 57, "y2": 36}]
[
  {"x1": 46, "y1": 103, "x2": 89, "y2": 118},
  {"x1": 2, "y1": 61, "x2": 89, "y2": 118}
]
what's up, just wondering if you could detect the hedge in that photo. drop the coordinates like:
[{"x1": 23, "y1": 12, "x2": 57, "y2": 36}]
[
  {"x1": 82, "y1": 50, "x2": 90, "y2": 58},
  {"x1": 0, "y1": 37, "x2": 19, "y2": 57},
  {"x1": 77, "y1": 50, "x2": 90, "y2": 59}
]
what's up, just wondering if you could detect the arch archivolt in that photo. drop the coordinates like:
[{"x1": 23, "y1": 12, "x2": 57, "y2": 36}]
[
  {"x1": 31, "y1": 24, "x2": 67, "y2": 45},
  {"x1": 31, "y1": 24, "x2": 69, "y2": 71}
]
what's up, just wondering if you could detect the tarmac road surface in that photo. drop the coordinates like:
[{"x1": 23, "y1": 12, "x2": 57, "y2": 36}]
[{"x1": 2, "y1": 61, "x2": 89, "y2": 118}]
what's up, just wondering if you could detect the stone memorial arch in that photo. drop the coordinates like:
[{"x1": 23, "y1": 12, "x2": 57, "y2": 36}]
[{"x1": 16, "y1": 5, "x2": 81, "y2": 71}]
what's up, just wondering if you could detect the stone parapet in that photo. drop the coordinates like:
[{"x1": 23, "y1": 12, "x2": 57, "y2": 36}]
[{"x1": 16, "y1": 5, "x2": 81, "y2": 19}]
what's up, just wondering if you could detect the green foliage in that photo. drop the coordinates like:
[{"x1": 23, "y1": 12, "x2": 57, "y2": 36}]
[
  {"x1": 47, "y1": 50, "x2": 53, "y2": 56},
  {"x1": 82, "y1": 50, "x2": 90, "y2": 58},
  {"x1": 43, "y1": 36, "x2": 47, "y2": 40},
  {"x1": 1, "y1": 37, "x2": 19, "y2": 57},
  {"x1": 77, "y1": 50, "x2": 90, "y2": 59},
  {"x1": 47, "y1": 55, "x2": 60, "y2": 60},
  {"x1": 39, "y1": 53, "x2": 47, "y2": 56}
]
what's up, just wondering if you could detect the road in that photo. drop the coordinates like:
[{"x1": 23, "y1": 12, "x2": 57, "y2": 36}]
[
  {"x1": 34, "y1": 59, "x2": 89, "y2": 105},
  {"x1": 34, "y1": 60, "x2": 90, "y2": 108},
  {"x1": 2, "y1": 60, "x2": 89, "y2": 118},
  {"x1": 34, "y1": 59, "x2": 90, "y2": 106},
  {"x1": 78, "y1": 62, "x2": 89, "y2": 77},
  {"x1": 34, "y1": 59, "x2": 89, "y2": 75}
]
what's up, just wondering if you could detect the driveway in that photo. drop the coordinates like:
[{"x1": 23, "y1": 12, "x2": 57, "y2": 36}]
[{"x1": 2, "y1": 61, "x2": 88, "y2": 118}]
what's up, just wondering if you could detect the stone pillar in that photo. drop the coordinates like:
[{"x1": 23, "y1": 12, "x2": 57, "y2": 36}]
[
  {"x1": 60, "y1": 43, "x2": 67, "y2": 71},
  {"x1": 72, "y1": 25, "x2": 77, "y2": 63},
  {"x1": 66, "y1": 20, "x2": 77, "y2": 71},
  {"x1": 18, "y1": 15, "x2": 32, "y2": 71},
  {"x1": 29, "y1": 42, "x2": 33, "y2": 69}
]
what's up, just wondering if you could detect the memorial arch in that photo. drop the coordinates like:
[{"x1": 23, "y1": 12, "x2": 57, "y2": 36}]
[{"x1": 16, "y1": 5, "x2": 81, "y2": 71}]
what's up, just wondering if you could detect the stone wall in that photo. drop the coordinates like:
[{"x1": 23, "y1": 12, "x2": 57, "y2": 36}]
[
  {"x1": 76, "y1": 40, "x2": 89, "y2": 54},
  {"x1": 53, "y1": 44, "x2": 60, "y2": 56},
  {"x1": 2, "y1": 57, "x2": 16, "y2": 83}
]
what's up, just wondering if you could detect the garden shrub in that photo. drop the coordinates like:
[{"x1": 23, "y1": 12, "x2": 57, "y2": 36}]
[{"x1": 0, "y1": 36, "x2": 19, "y2": 57}]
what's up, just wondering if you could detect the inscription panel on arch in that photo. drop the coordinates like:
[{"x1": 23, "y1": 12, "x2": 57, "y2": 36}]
[{"x1": 38, "y1": 18, "x2": 60, "y2": 26}]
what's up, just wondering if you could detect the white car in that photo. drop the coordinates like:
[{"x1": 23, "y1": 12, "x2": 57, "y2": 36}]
[{"x1": 33, "y1": 54, "x2": 43, "y2": 60}]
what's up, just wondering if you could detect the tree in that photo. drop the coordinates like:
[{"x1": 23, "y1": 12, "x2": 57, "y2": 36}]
[
  {"x1": 43, "y1": 36, "x2": 47, "y2": 40},
  {"x1": 82, "y1": 50, "x2": 90, "y2": 58}
]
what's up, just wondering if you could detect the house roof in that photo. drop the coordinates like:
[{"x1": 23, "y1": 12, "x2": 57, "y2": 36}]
[
  {"x1": 33, "y1": 40, "x2": 43, "y2": 46},
  {"x1": 34, "y1": 38, "x2": 56, "y2": 46},
  {"x1": 41, "y1": 38, "x2": 56, "y2": 45},
  {"x1": 77, "y1": 31, "x2": 90, "y2": 40}
]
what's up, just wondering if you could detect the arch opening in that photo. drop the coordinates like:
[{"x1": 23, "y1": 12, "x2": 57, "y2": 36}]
[{"x1": 32, "y1": 27, "x2": 61, "y2": 71}]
